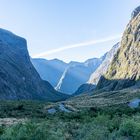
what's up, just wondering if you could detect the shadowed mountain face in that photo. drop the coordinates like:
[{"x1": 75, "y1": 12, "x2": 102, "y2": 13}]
[
  {"x1": 74, "y1": 83, "x2": 95, "y2": 95},
  {"x1": 96, "y1": 76, "x2": 137, "y2": 92},
  {"x1": 31, "y1": 58, "x2": 68, "y2": 87},
  {"x1": 96, "y1": 7, "x2": 140, "y2": 91},
  {"x1": 0, "y1": 29, "x2": 68, "y2": 101}
]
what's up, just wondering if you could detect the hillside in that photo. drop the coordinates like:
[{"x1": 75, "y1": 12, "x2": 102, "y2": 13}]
[
  {"x1": 56, "y1": 57, "x2": 105, "y2": 94},
  {"x1": 88, "y1": 42, "x2": 120, "y2": 85},
  {"x1": 31, "y1": 58, "x2": 67, "y2": 87},
  {"x1": 74, "y1": 43, "x2": 120, "y2": 95},
  {"x1": 64, "y1": 6, "x2": 140, "y2": 111},
  {"x1": 0, "y1": 28, "x2": 68, "y2": 101},
  {"x1": 96, "y1": 7, "x2": 140, "y2": 91}
]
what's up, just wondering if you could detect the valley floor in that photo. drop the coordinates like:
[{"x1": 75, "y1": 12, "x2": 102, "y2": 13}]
[{"x1": 0, "y1": 98, "x2": 140, "y2": 140}]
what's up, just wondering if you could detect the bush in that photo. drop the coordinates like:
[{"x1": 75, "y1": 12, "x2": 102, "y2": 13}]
[
  {"x1": 0, "y1": 101, "x2": 140, "y2": 140},
  {"x1": 1, "y1": 121, "x2": 65, "y2": 140},
  {"x1": 118, "y1": 119, "x2": 140, "y2": 140}
]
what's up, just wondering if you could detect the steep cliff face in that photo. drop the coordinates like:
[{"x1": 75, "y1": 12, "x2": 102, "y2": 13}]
[
  {"x1": 88, "y1": 42, "x2": 120, "y2": 85},
  {"x1": 96, "y1": 8, "x2": 140, "y2": 91},
  {"x1": 0, "y1": 29, "x2": 68, "y2": 101}
]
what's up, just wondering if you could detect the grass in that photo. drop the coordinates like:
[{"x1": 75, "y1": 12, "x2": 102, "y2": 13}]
[{"x1": 0, "y1": 101, "x2": 140, "y2": 139}]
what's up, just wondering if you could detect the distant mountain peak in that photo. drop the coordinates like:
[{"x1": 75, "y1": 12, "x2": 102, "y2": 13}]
[
  {"x1": 31, "y1": 58, "x2": 68, "y2": 87},
  {"x1": 55, "y1": 56, "x2": 105, "y2": 94}
]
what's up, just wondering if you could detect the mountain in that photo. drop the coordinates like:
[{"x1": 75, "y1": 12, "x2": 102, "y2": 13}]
[
  {"x1": 88, "y1": 42, "x2": 120, "y2": 85},
  {"x1": 64, "y1": 6, "x2": 140, "y2": 112},
  {"x1": 74, "y1": 43, "x2": 120, "y2": 95},
  {"x1": 0, "y1": 28, "x2": 68, "y2": 101},
  {"x1": 74, "y1": 83, "x2": 95, "y2": 95},
  {"x1": 31, "y1": 56, "x2": 107, "y2": 95},
  {"x1": 56, "y1": 56, "x2": 105, "y2": 94},
  {"x1": 131, "y1": 5, "x2": 140, "y2": 19},
  {"x1": 31, "y1": 58, "x2": 68, "y2": 87},
  {"x1": 96, "y1": 6, "x2": 140, "y2": 91}
]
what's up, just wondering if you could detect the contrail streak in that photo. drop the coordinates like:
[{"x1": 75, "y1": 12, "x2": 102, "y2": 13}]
[{"x1": 33, "y1": 35, "x2": 121, "y2": 58}]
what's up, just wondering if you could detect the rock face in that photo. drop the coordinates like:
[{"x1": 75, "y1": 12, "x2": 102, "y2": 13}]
[
  {"x1": 96, "y1": 9, "x2": 140, "y2": 91},
  {"x1": 131, "y1": 6, "x2": 140, "y2": 19},
  {"x1": 74, "y1": 43, "x2": 120, "y2": 95},
  {"x1": 0, "y1": 29, "x2": 68, "y2": 101},
  {"x1": 31, "y1": 58, "x2": 67, "y2": 87},
  {"x1": 88, "y1": 43, "x2": 120, "y2": 85},
  {"x1": 56, "y1": 57, "x2": 105, "y2": 94}
]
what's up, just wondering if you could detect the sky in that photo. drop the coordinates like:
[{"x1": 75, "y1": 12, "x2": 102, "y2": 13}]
[{"x1": 0, "y1": 0, "x2": 139, "y2": 62}]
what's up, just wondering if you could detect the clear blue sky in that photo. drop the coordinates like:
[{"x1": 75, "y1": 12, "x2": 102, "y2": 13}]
[{"x1": 0, "y1": 0, "x2": 139, "y2": 62}]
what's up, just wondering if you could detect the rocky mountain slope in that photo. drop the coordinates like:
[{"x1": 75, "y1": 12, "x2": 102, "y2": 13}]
[
  {"x1": 74, "y1": 43, "x2": 120, "y2": 95},
  {"x1": 56, "y1": 56, "x2": 105, "y2": 94},
  {"x1": 31, "y1": 58, "x2": 67, "y2": 87},
  {"x1": 0, "y1": 29, "x2": 68, "y2": 101},
  {"x1": 88, "y1": 42, "x2": 120, "y2": 85},
  {"x1": 96, "y1": 6, "x2": 140, "y2": 91}
]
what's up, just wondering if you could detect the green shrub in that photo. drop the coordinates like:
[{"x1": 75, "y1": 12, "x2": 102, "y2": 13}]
[
  {"x1": 118, "y1": 119, "x2": 140, "y2": 140},
  {"x1": 0, "y1": 101, "x2": 140, "y2": 140}
]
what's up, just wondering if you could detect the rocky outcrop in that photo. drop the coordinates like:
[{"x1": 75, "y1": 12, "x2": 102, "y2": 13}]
[
  {"x1": 0, "y1": 29, "x2": 68, "y2": 101},
  {"x1": 96, "y1": 8, "x2": 140, "y2": 91}
]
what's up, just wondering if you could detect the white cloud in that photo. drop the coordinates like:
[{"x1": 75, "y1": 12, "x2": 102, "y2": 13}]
[{"x1": 33, "y1": 34, "x2": 121, "y2": 58}]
